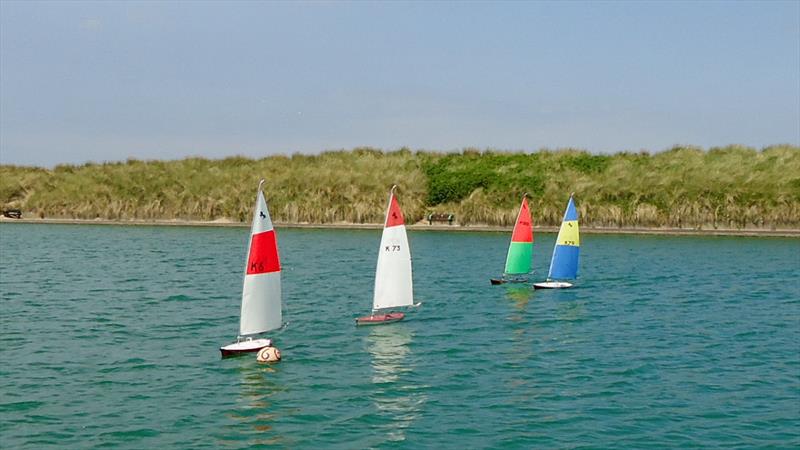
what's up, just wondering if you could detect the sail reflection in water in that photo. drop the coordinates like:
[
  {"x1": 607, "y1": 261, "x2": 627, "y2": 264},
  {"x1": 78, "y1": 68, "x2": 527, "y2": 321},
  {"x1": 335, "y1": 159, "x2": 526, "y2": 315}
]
[
  {"x1": 505, "y1": 286, "x2": 535, "y2": 366},
  {"x1": 505, "y1": 286, "x2": 533, "y2": 313},
  {"x1": 220, "y1": 363, "x2": 285, "y2": 447},
  {"x1": 366, "y1": 325, "x2": 426, "y2": 443}
]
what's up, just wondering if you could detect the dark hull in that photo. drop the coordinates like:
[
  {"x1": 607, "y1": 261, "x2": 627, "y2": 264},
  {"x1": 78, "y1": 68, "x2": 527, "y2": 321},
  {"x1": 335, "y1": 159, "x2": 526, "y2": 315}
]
[
  {"x1": 490, "y1": 277, "x2": 528, "y2": 285},
  {"x1": 220, "y1": 347, "x2": 262, "y2": 358}
]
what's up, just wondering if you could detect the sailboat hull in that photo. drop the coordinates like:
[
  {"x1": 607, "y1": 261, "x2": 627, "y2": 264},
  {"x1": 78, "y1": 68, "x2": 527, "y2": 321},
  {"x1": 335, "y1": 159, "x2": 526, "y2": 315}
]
[
  {"x1": 220, "y1": 338, "x2": 273, "y2": 357},
  {"x1": 533, "y1": 281, "x2": 573, "y2": 289},
  {"x1": 490, "y1": 277, "x2": 528, "y2": 285},
  {"x1": 355, "y1": 312, "x2": 405, "y2": 326}
]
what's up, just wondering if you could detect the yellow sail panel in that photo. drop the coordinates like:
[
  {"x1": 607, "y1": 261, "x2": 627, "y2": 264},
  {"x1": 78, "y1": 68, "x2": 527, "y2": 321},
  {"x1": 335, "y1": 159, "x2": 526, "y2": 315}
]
[{"x1": 556, "y1": 220, "x2": 580, "y2": 246}]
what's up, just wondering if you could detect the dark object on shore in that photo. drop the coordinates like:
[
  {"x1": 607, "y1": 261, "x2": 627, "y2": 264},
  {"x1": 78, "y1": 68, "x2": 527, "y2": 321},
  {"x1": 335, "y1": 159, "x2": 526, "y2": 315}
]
[
  {"x1": 427, "y1": 212, "x2": 454, "y2": 225},
  {"x1": 2, "y1": 209, "x2": 21, "y2": 219}
]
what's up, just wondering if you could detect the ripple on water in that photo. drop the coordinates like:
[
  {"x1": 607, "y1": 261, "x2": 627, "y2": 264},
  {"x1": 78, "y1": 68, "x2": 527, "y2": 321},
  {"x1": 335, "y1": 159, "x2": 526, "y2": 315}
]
[{"x1": 1, "y1": 225, "x2": 798, "y2": 448}]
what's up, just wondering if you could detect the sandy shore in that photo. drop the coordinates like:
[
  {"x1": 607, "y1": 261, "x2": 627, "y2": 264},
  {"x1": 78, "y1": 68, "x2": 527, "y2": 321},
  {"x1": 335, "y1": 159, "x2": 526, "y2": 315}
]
[{"x1": 1, "y1": 216, "x2": 798, "y2": 237}]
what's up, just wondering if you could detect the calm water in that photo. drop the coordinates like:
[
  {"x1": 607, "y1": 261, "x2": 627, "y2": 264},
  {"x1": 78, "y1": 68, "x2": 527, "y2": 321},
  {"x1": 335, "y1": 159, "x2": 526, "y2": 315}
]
[{"x1": 1, "y1": 223, "x2": 798, "y2": 449}]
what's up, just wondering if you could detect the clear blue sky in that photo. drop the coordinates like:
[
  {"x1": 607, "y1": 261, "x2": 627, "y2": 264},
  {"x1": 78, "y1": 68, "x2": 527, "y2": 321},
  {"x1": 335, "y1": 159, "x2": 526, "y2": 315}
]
[{"x1": 1, "y1": 0, "x2": 798, "y2": 166}]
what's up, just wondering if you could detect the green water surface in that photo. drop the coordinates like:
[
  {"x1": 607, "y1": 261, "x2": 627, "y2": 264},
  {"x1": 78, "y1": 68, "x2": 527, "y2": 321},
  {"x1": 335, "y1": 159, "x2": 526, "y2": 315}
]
[{"x1": 1, "y1": 224, "x2": 798, "y2": 448}]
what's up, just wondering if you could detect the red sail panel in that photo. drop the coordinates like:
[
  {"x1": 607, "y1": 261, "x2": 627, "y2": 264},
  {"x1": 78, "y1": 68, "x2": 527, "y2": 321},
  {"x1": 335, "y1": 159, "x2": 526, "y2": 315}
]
[
  {"x1": 246, "y1": 230, "x2": 281, "y2": 274},
  {"x1": 385, "y1": 194, "x2": 405, "y2": 228},
  {"x1": 510, "y1": 198, "x2": 533, "y2": 243}
]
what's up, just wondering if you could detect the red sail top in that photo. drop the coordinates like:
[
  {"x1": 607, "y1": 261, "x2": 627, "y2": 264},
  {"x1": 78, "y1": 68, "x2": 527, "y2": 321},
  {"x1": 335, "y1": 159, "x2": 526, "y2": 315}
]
[
  {"x1": 246, "y1": 230, "x2": 281, "y2": 275},
  {"x1": 510, "y1": 197, "x2": 533, "y2": 243},
  {"x1": 385, "y1": 193, "x2": 405, "y2": 228}
]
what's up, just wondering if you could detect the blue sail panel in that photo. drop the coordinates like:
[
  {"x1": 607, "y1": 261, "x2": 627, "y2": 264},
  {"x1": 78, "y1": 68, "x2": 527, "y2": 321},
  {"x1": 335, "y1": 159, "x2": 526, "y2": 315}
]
[
  {"x1": 548, "y1": 244, "x2": 579, "y2": 280},
  {"x1": 563, "y1": 197, "x2": 578, "y2": 221}
]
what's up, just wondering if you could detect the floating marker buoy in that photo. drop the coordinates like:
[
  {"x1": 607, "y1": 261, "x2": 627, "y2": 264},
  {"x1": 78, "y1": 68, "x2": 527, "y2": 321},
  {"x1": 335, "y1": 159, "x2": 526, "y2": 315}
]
[{"x1": 256, "y1": 346, "x2": 281, "y2": 363}]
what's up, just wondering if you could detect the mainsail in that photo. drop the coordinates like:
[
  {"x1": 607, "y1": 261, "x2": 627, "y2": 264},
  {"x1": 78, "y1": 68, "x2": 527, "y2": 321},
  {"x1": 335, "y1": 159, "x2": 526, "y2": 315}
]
[
  {"x1": 239, "y1": 182, "x2": 282, "y2": 336},
  {"x1": 547, "y1": 195, "x2": 579, "y2": 280},
  {"x1": 503, "y1": 196, "x2": 533, "y2": 275},
  {"x1": 372, "y1": 187, "x2": 414, "y2": 311}
]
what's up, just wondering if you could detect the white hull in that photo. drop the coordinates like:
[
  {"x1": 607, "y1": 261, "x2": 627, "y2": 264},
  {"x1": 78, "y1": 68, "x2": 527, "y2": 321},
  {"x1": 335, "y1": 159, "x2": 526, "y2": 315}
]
[
  {"x1": 533, "y1": 281, "x2": 573, "y2": 289},
  {"x1": 220, "y1": 337, "x2": 273, "y2": 356}
]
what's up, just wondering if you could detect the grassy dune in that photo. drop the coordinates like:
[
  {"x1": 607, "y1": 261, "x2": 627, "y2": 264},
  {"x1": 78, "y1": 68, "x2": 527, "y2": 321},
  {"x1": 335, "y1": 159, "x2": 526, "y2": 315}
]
[{"x1": 2, "y1": 145, "x2": 799, "y2": 229}]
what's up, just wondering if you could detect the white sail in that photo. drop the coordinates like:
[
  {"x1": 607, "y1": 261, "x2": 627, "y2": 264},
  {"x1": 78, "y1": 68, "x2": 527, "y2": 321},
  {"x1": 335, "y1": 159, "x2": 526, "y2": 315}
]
[
  {"x1": 372, "y1": 188, "x2": 414, "y2": 311},
  {"x1": 239, "y1": 182, "x2": 282, "y2": 336}
]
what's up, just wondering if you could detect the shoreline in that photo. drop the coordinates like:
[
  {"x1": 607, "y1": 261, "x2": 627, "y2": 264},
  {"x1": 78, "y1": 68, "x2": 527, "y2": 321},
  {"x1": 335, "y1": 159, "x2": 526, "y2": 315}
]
[{"x1": 1, "y1": 217, "x2": 798, "y2": 237}]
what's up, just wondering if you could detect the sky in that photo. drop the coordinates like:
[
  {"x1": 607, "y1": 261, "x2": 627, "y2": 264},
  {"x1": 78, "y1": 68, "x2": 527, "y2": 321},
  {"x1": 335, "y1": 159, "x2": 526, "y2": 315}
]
[{"x1": 1, "y1": 0, "x2": 798, "y2": 167}]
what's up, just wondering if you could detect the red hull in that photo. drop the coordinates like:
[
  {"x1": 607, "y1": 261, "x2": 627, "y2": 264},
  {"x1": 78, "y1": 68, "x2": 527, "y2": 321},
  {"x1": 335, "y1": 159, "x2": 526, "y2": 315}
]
[{"x1": 355, "y1": 312, "x2": 405, "y2": 325}]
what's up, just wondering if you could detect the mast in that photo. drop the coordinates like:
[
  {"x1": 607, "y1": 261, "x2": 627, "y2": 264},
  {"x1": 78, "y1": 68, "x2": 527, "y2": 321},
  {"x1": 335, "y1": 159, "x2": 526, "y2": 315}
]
[
  {"x1": 503, "y1": 193, "x2": 533, "y2": 275},
  {"x1": 239, "y1": 179, "x2": 282, "y2": 336},
  {"x1": 547, "y1": 193, "x2": 580, "y2": 281},
  {"x1": 372, "y1": 185, "x2": 414, "y2": 311}
]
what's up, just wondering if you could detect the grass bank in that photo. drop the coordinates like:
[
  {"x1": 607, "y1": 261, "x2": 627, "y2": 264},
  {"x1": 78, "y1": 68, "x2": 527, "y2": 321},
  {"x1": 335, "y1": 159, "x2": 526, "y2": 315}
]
[{"x1": 1, "y1": 145, "x2": 798, "y2": 229}]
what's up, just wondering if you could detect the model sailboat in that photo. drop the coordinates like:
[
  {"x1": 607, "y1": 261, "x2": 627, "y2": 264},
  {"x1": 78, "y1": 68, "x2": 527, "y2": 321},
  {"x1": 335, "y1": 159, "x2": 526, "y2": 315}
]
[
  {"x1": 356, "y1": 185, "x2": 418, "y2": 325},
  {"x1": 490, "y1": 194, "x2": 533, "y2": 285},
  {"x1": 220, "y1": 180, "x2": 283, "y2": 356},
  {"x1": 534, "y1": 194, "x2": 579, "y2": 289}
]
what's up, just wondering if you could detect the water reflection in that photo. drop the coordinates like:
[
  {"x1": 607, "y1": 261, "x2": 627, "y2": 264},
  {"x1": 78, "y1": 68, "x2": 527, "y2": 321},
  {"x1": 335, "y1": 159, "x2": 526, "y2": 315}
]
[
  {"x1": 366, "y1": 325, "x2": 426, "y2": 444},
  {"x1": 223, "y1": 360, "x2": 285, "y2": 447},
  {"x1": 505, "y1": 286, "x2": 534, "y2": 364},
  {"x1": 505, "y1": 286, "x2": 533, "y2": 316},
  {"x1": 501, "y1": 286, "x2": 540, "y2": 408},
  {"x1": 557, "y1": 299, "x2": 586, "y2": 323}
]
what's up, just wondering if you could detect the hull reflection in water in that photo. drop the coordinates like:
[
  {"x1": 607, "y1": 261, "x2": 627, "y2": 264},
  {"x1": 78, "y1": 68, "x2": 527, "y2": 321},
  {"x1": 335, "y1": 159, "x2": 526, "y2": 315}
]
[{"x1": 366, "y1": 325, "x2": 426, "y2": 444}]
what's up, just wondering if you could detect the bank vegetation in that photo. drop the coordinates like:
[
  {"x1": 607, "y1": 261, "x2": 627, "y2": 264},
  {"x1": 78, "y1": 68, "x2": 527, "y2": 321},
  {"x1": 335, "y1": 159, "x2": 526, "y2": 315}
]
[{"x1": 1, "y1": 145, "x2": 798, "y2": 229}]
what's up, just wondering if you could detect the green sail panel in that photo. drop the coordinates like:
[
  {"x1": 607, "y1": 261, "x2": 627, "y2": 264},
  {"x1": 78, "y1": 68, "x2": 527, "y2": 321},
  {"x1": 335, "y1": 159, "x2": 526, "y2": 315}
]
[{"x1": 504, "y1": 241, "x2": 532, "y2": 275}]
